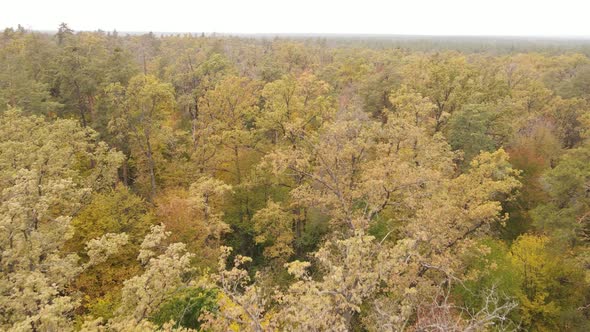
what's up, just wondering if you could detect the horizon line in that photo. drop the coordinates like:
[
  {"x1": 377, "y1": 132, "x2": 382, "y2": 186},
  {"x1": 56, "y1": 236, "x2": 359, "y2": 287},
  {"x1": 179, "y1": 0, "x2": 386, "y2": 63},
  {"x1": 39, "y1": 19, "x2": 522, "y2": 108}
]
[{"x1": 17, "y1": 28, "x2": 590, "y2": 41}]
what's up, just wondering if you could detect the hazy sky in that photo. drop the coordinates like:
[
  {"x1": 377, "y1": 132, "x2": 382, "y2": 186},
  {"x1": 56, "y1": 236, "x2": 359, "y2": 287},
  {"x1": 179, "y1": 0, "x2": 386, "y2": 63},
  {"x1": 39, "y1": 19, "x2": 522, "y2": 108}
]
[{"x1": 2, "y1": 0, "x2": 590, "y2": 36}]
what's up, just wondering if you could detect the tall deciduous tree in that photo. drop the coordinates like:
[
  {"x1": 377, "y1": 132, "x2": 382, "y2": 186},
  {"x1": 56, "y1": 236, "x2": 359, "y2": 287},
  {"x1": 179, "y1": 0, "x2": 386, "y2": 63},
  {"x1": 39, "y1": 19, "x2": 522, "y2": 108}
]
[
  {"x1": 0, "y1": 110, "x2": 123, "y2": 330},
  {"x1": 104, "y1": 74, "x2": 176, "y2": 197}
]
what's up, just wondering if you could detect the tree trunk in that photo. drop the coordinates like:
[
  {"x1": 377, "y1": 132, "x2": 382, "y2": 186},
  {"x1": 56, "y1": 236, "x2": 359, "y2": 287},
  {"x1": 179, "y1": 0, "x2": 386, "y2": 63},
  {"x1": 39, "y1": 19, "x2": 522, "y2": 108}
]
[
  {"x1": 190, "y1": 101, "x2": 199, "y2": 150},
  {"x1": 74, "y1": 82, "x2": 87, "y2": 127},
  {"x1": 234, "y1": 145, "x2": 241, "y2": 184},
  {"x1": 145, "y1": 135, "x2": 157, "y2": 198},
  {"x1": 121, "y1": 158, "x2": 129, "y2": 186},
  {"x1": 87, "y1": 94, "x2": 95, "y2": 125}
]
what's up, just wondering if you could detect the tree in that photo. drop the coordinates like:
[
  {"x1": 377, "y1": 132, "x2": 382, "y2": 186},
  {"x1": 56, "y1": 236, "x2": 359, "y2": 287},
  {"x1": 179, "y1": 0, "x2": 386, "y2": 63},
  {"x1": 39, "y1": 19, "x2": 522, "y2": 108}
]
[
  {"x1": 113, "y1": 225, "x2": 194, "y2": 324},
  {"x1": 259, "y1": 73, "x2": 334, "y2": 145},
  {"x1": 448, "y1": 103, "x2": 511, "y2": 164},
  {"x1": 104, "y1": 74, "x2": 177, "y2": 197},
  {"x1": 510, "y1": 234, "x2": 587, "y2": 331},
  {"x1": 532, "y1": 142, "x2": 590, "y2": 246},
  {"x1": 4, "y1": 28, "x2": 590, "y2": 331},
  {"x1": 53, "y1": 31, "x2": 111, "y2": 127},
  {"x1": 402, "y1": 52, "x2": 475, "y2": 132},
  {"x1": 200, "y1": 246, "x2": 268, "y2": 332},
  {"x1": 252, "y1": 200, "x2": 294, "y2": 264},
  {"x1": 0, "y1": 31, "x2": 61, "y2": 115},
  {"x1": 56, "y1": 23, "x2": 74, "y2": 45},
  {"x1": 197, "y1": 75, "x2": 261, "y2": 184},
  {"x1": 165, "y1": 51, "x2": 234, "y2": 153},
  {"x1": 275, "y1": 234, "x2": 384, "y2": 331},
  {"x1": 155, "y1": 176, "x2": 232, "y2": 266},
  {"x1": 266, "y1": 106, "x2": 380, "y2": 231},
  {"x1": 67, "y1": 185, "x2": 155, "y2": 311},
  {"x1": 84, "y1": 225, "x2": 196, "y2": 331},
  {"x1": 0, "y1": 110, "x2": 123, "y2": 330}
]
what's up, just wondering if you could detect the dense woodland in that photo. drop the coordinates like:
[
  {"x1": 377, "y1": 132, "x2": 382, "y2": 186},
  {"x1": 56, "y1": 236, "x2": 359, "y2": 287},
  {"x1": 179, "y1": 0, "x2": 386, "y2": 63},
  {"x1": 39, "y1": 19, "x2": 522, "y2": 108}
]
[{"x1": 3, "y1": 24, "x2": 590, "y2": 331}]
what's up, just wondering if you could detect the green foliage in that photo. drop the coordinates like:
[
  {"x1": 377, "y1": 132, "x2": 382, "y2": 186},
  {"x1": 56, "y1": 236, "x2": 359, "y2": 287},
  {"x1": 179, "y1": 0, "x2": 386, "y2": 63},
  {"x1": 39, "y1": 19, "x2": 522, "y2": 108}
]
[
  {"x1": 150, "y1": 287, "x2": 218, "y2": 330},
  {"x1": 458, "y1": 239, "x2": 521, "y2": 311},
  {"x1": 0, "y1": 31, "x2": 61, "y2": 115},
  {"x1": 461, "y1": 236, "x2": 589, "y2": 331},
  {"x1": 70, "y1": 185, "x2": 155, "y2": 248},
  {"x1": 86, "y1": 291, "x2": 121, "y2": 322},
  {"x1": 68, "y1": 185, "x2": 155, "y2": 305},
  {"x1": 0, "y1": 109, "x2": 123, "y2": 330},
  {"x1": 3, "y1": 27, "x2": 590, "y2": 331},
  {"x1": 448, "y1": 103, "x2": 508, "y2": 164},
  {"x1": 510, "y1": 234, "x2": 588, "y2": 331},
  {"x1": 252, "y1": 200, "x2": 294, "y2": 263},
  {"x1": 532, "y1": 143, "x2": 590, "y2": 245}
]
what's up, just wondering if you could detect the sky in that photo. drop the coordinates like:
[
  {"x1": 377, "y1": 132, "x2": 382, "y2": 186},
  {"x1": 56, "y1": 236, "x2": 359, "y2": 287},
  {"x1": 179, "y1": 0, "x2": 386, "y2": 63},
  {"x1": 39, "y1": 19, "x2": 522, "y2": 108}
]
[{"x1": 2, "y1": 0, "x2": 590, "y2": 37}]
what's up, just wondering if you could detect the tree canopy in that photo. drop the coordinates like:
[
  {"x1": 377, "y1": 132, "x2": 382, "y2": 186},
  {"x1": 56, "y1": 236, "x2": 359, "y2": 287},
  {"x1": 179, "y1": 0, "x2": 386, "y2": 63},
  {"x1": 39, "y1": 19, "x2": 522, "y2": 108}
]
[{"x1": 1, "y1": 26, "x2": 590, "y2": 331}]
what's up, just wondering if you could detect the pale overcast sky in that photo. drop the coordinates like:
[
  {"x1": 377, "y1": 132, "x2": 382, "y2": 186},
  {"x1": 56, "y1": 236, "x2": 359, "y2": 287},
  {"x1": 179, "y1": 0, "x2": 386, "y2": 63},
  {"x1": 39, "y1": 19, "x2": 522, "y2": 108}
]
[{"x1": 1, "y1": 0, "x2": 589, "y2": 37}]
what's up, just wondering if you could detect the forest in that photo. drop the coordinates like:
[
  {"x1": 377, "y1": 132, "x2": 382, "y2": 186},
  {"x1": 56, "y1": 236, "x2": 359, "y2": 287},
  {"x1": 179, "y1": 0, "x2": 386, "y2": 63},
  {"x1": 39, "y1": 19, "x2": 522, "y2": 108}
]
[{"x1": 2, "y1": 23, "x2": 590, "y2": 331}]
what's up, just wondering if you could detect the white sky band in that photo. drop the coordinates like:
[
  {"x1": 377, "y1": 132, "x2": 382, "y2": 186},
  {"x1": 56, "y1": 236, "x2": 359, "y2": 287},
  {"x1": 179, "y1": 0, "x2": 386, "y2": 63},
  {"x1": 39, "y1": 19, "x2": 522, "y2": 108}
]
[{"x1": 2, "y1": 0, "x2": 589, "y2": 37}]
